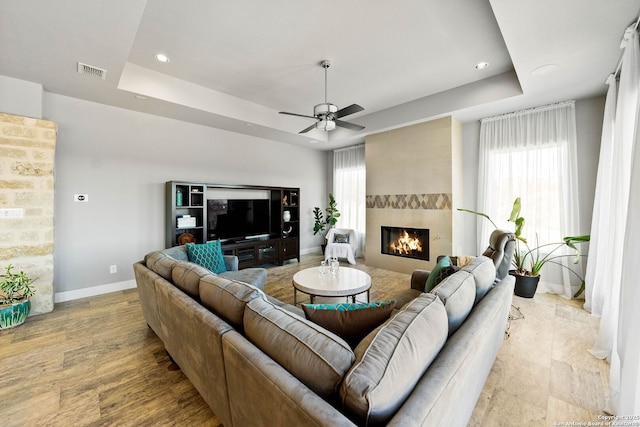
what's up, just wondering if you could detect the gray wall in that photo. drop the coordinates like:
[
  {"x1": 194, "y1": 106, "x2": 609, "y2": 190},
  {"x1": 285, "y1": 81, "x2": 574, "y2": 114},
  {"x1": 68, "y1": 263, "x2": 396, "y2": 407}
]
[
  {"x1": 45, "y1": 93, "x2": 327, "y2": 293},
  {"x1": 459, "y1": 96, "x2": 605, "y2": 253}
]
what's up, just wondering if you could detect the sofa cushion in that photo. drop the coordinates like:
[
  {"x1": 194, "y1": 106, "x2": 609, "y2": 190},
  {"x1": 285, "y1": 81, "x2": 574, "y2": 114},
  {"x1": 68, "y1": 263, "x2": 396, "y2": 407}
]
[
  {"x1": 172, "y1": 261, "x2": 211, "y2": 299},
  {"x1": 244, "y1": 296, "x2": 355, "y2": 398},
  {"x1": 340, "y1": 293, "x2": 448, "y2": 425},
  {"x1": 430, "y1": 270, "x2": 476, "y2": 335},
  {"x1": 186, "y1": 240, "x2": 227, "y2": 274},
  {"x1": 160, "y1": 245, "x2": 189, "y2": 262},
  {"x1": 301, "y1": 301, "x2": 396, "y2": 348},
  {"x1": 199, "y1": 275, "x2": 261, "y2": 329},
  {"x1": 461, "y1": 255, "x2": 497, "y2": 304},
  {"x1": 219, "y1": 268, "x2": 267, "y2": 290},
  {"x1": 145, "y1": 250, "x2": 179, "y2": 281},
  {"x1": 424, "y1": 255, "x2": 456, "y2": 292}
]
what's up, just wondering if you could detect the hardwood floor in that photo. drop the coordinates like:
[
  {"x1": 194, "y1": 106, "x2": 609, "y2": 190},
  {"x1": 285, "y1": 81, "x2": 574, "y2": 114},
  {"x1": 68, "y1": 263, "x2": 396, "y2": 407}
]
[{"x1": 0, "y1": 254, "x2": 608, "y2": 426}]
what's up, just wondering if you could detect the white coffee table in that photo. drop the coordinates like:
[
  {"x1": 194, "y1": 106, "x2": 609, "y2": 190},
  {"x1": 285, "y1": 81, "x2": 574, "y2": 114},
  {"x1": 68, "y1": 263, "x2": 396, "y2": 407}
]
[{"x1": 292, "y1": 266, "x2": 372, "y2": 305}]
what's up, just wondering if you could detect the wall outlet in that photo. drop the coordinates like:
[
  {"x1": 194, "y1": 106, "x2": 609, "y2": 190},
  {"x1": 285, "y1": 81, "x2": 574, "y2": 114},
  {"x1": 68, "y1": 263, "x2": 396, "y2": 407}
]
[{"x1": 109, "y1": 265, "x2": 117, "y2": 274}]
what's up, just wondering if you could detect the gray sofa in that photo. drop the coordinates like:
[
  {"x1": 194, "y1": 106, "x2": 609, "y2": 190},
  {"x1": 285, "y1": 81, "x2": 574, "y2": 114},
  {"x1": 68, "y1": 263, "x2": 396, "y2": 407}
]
[{"x1": 133, "y1": 246, "x2": 514, "y2": 427}]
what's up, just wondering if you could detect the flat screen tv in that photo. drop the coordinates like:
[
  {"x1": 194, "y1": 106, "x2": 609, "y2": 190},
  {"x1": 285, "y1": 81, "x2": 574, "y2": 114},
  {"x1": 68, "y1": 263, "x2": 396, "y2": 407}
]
[{"x1": 207, "y1": 199, "x2": 271, "y2": 241}]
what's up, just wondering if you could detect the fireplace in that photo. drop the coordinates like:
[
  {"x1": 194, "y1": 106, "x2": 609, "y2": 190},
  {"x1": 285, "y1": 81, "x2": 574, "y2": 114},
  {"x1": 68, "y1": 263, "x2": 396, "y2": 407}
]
[{"x1": 381, "y1": 226, "x2": 429, "y2": 261}]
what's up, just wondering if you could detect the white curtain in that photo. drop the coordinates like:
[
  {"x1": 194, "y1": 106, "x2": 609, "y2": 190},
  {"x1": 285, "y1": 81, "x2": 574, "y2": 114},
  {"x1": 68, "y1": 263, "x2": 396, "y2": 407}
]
[
  {"x1": 333, "y1": 144, "x2": 366, "y2": 256},
  {"x1": 584, "y1": 75, "x2": 617, "y2": 315},
  {"x1": 477, "y1": 101, "x2": 581, "y2": 298},
  {"x1": 587, "y1": 25, "x2": 640, "y2": 414}
]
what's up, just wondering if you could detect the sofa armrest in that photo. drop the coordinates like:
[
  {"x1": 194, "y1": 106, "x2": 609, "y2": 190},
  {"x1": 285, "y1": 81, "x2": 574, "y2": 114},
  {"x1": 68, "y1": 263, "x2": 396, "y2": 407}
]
[
  {"x1": 411, "y1": 269, "x2": 431, "y2": 291},
  {"x1": 224, "y1": 255, "x2": 239, "y2": 271}
]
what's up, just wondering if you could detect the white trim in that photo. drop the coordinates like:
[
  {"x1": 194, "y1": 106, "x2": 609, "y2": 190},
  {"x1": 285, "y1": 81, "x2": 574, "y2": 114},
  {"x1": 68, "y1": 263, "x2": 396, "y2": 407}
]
[
  {"x1": 54, "y1": 279, "x2": 137, "y2": 303},
  {"x1": 301, "y1": 246, "x2": 323, "y2": 255}
]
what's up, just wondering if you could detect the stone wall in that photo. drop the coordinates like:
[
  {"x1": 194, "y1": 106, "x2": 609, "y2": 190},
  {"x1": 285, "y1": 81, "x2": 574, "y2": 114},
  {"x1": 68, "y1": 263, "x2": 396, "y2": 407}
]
[{"x1": 0, "y1": 113, "x2": 56, "y2": 314}]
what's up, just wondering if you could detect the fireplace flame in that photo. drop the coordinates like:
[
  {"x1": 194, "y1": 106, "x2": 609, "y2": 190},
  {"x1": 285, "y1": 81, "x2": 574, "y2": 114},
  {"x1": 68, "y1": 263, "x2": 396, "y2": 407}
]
[{"x1": 390, "y1": 230, "x2": 423, "y2": 255}]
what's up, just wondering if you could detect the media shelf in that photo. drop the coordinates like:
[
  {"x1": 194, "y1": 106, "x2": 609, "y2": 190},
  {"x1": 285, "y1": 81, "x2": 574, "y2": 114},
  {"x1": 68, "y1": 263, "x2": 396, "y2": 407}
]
[
  {"x1": 166, "y1": 181, "x2": 300, "y2": 266},
  {"x1": 166, "y1": 182, "x2": 207, "y2": 246}
]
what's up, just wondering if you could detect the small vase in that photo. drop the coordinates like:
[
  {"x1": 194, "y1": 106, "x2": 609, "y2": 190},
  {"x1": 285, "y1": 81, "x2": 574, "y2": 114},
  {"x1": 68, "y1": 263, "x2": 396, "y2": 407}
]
[
  {"x1": 0, "y1": 300, "x2": 31, "y2": 329},
  {"x1": 283, "y1": 210, "x2": 291, "y2": 222}
]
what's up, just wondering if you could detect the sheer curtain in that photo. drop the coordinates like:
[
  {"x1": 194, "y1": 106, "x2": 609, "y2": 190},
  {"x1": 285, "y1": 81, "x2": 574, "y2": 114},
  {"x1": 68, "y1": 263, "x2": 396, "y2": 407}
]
[
  {"x1": 584, "y1": 75, "x2": 617, "y2": 316},
  {"x1": 477, "y1": 100, "x2": 581, "y2": 298},
  {"x1": 333, "y1": 144, "x2": 366, "y2": 256},
  {"x1": 587, "y1": 25, "x2": 640, "y2": 414}
]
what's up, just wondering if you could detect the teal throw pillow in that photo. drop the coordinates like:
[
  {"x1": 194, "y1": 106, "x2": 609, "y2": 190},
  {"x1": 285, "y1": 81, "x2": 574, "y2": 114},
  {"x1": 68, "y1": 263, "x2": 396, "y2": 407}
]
[
  {"x1": 186, "y1": 240, "x2": 227, "y2": 274},
  {"x1": 424, "y1": 255, "x2": 455, "y2": 292},
  {"x1": 301, "y1": 301, "x2": 396, "y2": 348}
]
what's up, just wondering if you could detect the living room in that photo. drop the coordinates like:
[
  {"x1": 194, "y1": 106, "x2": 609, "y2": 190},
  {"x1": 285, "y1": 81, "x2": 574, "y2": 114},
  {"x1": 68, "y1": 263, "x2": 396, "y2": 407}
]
[{"x1": 1, "y1": 1, "x2": 640, "y2": 425}]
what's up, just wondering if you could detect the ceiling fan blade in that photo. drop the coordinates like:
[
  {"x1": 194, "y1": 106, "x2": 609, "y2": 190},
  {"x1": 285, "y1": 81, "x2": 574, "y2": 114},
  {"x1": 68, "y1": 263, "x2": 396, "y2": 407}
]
[
  {"x1": 335, "y1": 119, "x2": 365, "y2": 132},
  {"x1": 299, "y1": 123, "x2": 318, "y2": 134},
  {"x1": 279, "y1": 111, "x2": 317, "y2": 119},
  {"x1": 335, "y1": 104, "x2": 364, "y2": 118}
]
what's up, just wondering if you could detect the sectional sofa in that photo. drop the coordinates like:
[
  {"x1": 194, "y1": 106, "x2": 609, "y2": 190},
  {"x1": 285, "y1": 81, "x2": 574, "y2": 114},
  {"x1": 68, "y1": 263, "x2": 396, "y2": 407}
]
[{"x1": 133, "y1": 246, "x2": 514, "y2": 426}]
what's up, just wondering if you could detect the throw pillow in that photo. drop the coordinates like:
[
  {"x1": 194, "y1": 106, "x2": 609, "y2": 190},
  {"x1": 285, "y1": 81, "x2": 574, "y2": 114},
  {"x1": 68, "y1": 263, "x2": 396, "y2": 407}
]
[
  {"x1": 333, "y1": 233, "x2": 350, "y2": 244},
  {"x1": 301, "y1": 301, "x2": 396, "y2": 348},
  {"x1": 186, "y1": 240, "x2": 227, "y2": 274},
  {"x1": 424, "y1": 255, "x2": 455, "y2": 292}
]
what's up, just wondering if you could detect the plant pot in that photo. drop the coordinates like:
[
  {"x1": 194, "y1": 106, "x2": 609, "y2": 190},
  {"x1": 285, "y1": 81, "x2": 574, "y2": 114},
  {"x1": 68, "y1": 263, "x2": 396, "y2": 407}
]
[
  {"x1": 510, "y1": 271, "x2": 540, "y2": 298},
  {"x1": 0, "y1": 299, "x2": 31, "y2": 329}
]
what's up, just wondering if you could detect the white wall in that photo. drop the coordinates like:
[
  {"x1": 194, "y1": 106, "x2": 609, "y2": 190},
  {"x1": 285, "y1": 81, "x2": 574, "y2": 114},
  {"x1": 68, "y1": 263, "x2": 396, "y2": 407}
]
[
  {"x1": 459, "y1": 96, "x2": 605, "y2": 253},
  {"x1": 0, "y1": 75, "x2": 43, "y2": 119},
  {"x1": 44, "y1": 93, "x2": 327, "y2": 294}
]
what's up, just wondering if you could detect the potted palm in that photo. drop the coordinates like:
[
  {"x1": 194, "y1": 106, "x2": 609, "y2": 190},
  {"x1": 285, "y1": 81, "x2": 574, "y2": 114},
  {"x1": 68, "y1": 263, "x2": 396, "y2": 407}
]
[
  {"x1": 313, "y1": 193, "x2": 340, "y2": 253},
  {"x1": 0, "y1": 264, "x2": 36, "y2": 329},
  {"x1": 459, "y1": 198, "x2": 589, "y2": 298}
]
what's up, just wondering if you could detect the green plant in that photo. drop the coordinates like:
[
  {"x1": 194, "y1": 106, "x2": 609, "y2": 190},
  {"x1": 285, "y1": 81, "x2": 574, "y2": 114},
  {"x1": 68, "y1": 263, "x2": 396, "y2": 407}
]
[
  {"x1": 313, "y1": 207, "x2": 325, "y2": 235},
  {"x1": 0, "y1": 264, "x2": 36, "y2": 305},
  {"x1": 313, "y1": 193, "x2": 340, "y2": 236},
  {"x1": 458, "y1": 198, "x2": 590, "y2": 297}
]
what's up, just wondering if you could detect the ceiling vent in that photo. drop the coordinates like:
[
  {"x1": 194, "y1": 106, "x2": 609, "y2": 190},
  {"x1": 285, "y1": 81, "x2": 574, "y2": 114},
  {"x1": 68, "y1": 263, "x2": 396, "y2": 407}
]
[{"x1": 77, "y1": 62, "x2": 107, "y2": 80}]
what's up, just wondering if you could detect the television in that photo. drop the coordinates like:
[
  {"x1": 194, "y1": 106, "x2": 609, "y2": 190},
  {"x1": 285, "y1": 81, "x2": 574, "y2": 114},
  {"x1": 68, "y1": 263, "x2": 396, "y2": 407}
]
[{"x1": 207, "y1": 199, "x2": 271, "y2": 241}]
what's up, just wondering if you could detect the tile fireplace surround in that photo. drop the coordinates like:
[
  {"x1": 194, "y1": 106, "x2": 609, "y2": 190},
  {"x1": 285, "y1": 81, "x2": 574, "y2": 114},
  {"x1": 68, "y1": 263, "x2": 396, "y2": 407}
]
[{"x1": 365, "y1": 116, "x2": 462, "y2": 275}]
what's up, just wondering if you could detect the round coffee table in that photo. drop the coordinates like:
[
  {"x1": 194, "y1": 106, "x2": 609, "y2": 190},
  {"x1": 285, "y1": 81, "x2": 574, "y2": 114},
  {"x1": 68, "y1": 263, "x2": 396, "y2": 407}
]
[{"x1": 292, "y1": 266, "x2": 372, "y2": 305}]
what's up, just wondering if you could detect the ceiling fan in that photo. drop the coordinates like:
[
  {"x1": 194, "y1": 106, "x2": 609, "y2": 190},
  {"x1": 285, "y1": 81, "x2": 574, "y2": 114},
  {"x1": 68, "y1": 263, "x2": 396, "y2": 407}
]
[{"x1": 279, "y1": 60, "x2": 365, "y2": 134}]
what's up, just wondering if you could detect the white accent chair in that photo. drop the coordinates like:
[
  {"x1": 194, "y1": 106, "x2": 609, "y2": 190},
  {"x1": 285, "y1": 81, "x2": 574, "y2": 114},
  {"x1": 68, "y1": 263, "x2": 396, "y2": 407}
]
[{"x1": 324, "y1": 228, "x2": 358, "y2": 265}]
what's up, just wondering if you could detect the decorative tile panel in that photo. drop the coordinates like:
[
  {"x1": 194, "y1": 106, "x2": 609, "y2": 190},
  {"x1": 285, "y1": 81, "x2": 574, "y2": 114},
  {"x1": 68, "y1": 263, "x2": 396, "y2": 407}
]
[{"x1": 366, "y1": 193, "x2": 451, "y2": 210}]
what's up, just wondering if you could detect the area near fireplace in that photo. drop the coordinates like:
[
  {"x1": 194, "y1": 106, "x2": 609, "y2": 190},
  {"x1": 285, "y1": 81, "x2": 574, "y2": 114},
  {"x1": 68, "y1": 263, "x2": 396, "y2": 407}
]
[
  {"x1": 364, "y1": 116, "x2": 463, "y2": 275},
  {"x1": 381, "y1": 226, "x2": 429, "y2": 261}
]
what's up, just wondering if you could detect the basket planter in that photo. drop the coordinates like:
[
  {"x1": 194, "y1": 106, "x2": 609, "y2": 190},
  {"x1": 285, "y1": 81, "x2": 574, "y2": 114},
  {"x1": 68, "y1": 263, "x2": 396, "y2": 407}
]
[
  {"x1": 0, "y1": 299, "x2": 31, "y2": 330},
  {"x1": 510, "y1": 271, "x2": 540, "y2": 298}
]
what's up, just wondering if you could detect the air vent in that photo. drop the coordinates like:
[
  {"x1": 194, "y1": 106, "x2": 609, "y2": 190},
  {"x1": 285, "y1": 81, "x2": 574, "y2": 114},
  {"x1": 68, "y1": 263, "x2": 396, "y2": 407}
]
[{"x1": 77, "y1": 62, "x2": 107, "y2": 80}]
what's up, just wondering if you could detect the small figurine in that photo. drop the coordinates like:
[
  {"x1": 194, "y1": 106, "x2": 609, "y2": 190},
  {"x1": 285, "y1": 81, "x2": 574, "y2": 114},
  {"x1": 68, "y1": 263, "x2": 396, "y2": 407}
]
[{"x1": 282, "y1": 195, "x2": 288, "y2": 206}]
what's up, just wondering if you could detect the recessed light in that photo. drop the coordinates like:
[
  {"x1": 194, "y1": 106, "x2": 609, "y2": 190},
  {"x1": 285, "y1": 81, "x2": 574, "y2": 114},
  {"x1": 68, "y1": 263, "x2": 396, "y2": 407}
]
[
  {"x1": 154, "y1": 53, "x2": 170, "y2": 63},
  {"x1": 245, "y1": 123, "x2": 253, "y2": 127},
  {"x1": 531, "y1": 64, "x2": 558, "y2": 76},
  {"x1": 135, "y1": 95, "x2": 147, "y2": 100},
  {"x1": 474, "y1": 61, "x2": 490, "y2": 70}
]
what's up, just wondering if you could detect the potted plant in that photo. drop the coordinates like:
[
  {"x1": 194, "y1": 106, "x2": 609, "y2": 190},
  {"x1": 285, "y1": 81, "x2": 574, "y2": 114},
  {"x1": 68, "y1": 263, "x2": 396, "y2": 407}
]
[
  {"x1": 313, "y1": 193, "x2": 341, "y2": 253},
  {"x1": 459, "y1": 198, "x2": 589, "y2": 298},
  {"x1": 0, "y1": 264, "x2": 36, "y2": 329}
]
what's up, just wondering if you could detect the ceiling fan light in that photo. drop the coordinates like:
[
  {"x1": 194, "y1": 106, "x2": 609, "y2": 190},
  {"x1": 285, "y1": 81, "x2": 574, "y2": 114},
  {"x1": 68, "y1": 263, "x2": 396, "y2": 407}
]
[
  {"x1": 316, "y1": 119, "x2": 336, "y2": 131},
  {"x1": 314, "y1": 103, "x2": 338, "y2": 116}
]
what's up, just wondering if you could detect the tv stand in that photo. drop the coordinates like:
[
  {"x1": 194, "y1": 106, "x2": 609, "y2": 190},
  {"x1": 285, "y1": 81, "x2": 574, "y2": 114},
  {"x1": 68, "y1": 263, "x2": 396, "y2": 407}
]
[{"x1": 166, "y1": 181, "x2": 300, "y2": 266}]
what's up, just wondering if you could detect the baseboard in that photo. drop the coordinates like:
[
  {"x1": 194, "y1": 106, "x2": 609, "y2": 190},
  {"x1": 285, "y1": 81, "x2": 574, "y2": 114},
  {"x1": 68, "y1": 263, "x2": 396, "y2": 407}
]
[
  {"x1": 54, "y1": 279, "x2": 137, "y2": 303},
  {"x1": 301, "y1": 246, "x2": 323, "y2": 255}
]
